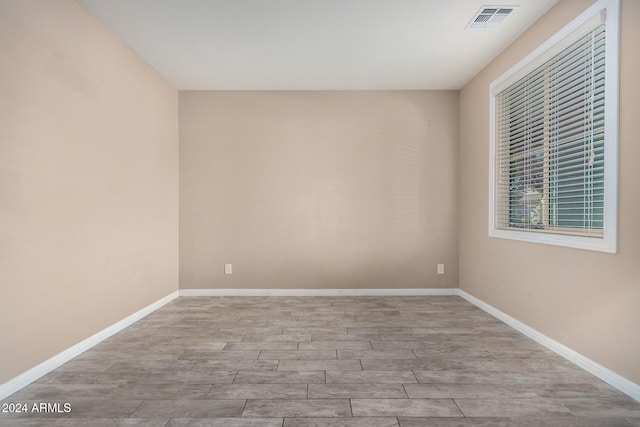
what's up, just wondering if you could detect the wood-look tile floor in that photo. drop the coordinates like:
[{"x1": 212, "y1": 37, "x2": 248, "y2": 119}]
[{"x1": 2, "y1": 296, "x2": 640, "y2": 426}]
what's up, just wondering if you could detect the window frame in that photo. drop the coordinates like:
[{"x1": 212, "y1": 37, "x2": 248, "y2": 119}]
[{"x1": 488, "y1": 0, "x2": 619, "y2": 253}]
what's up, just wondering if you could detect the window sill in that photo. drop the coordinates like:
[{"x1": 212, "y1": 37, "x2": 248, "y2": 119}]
[{"x1": 488, "y1": 227, "x2": 617, "y2": 253}]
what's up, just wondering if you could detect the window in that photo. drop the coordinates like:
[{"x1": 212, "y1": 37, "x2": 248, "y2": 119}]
[{"x1": 489, "y1": 0, "x2": 619, "y2": 253}]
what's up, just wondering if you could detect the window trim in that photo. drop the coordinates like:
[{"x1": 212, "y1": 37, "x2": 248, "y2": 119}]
[{"x1": 488, "y1": 0, "x2": 619, "y2": 253}]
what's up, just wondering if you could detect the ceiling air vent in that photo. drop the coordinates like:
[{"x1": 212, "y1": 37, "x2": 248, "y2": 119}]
[{"x1": 466, "y1": 6, "x2": 517, "y2": 29}]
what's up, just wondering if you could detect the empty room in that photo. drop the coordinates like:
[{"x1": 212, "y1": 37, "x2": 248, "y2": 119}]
[{"x1": 1, "y1": 0, "x2": 639, "y2": 425}]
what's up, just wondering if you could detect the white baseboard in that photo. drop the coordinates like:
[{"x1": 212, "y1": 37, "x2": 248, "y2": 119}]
[
  {"x1": 179, "y1": 288, "x2": 459, "y2": 297},
  {"x1": 458, "y1": 289, "x2": 640, "y2": 403},
  {"x1": 0, "y1": 290, "x2": 179, "y2": 401}
]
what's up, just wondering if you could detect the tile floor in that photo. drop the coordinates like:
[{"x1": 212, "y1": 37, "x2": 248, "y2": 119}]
[{"x1": 1, "y1": 296, "x2": 639, "y2": 426}]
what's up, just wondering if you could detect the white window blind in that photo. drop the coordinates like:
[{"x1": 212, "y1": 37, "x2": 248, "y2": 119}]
[{"x1": 489, "y1": 0, "x2": 618, "y2": 253}]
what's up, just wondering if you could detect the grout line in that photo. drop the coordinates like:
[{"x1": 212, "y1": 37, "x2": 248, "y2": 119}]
[
  {"x1": 452, "y1": 398, "x2": 466, "y2": 417},
  {"x1": 205, "y1": 383, "x2": 214, "y2": 396},
  {"x1": 401, "y1": 383, "x2": 410, "y2": 398},
  {"x1": 128, "y1": 400, "x2": 145, "y2": 417}
]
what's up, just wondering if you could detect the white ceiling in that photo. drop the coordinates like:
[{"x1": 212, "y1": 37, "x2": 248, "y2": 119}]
[{"x1": 77, "y1": 0, "x2": 559, "y2": 90}]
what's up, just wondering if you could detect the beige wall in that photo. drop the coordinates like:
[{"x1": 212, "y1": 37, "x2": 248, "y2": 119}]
[
  {"x1": 459, "y1": 0, "x2": 640, "y2": 384},
  {"x1": 180, "y1": 91, "x2": 458, "y2": 290},
  {"x1": 0, "y1": 0, "x2": 178, "y2": 383}
]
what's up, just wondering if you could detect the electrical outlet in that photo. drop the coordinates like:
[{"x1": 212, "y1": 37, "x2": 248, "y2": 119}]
[
  {"x1": 224, "y1": 264, "x2": 232, "y2": 275},
  {"x1": 437, "y1": 264, "x2": 445, "y2": 275}
]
